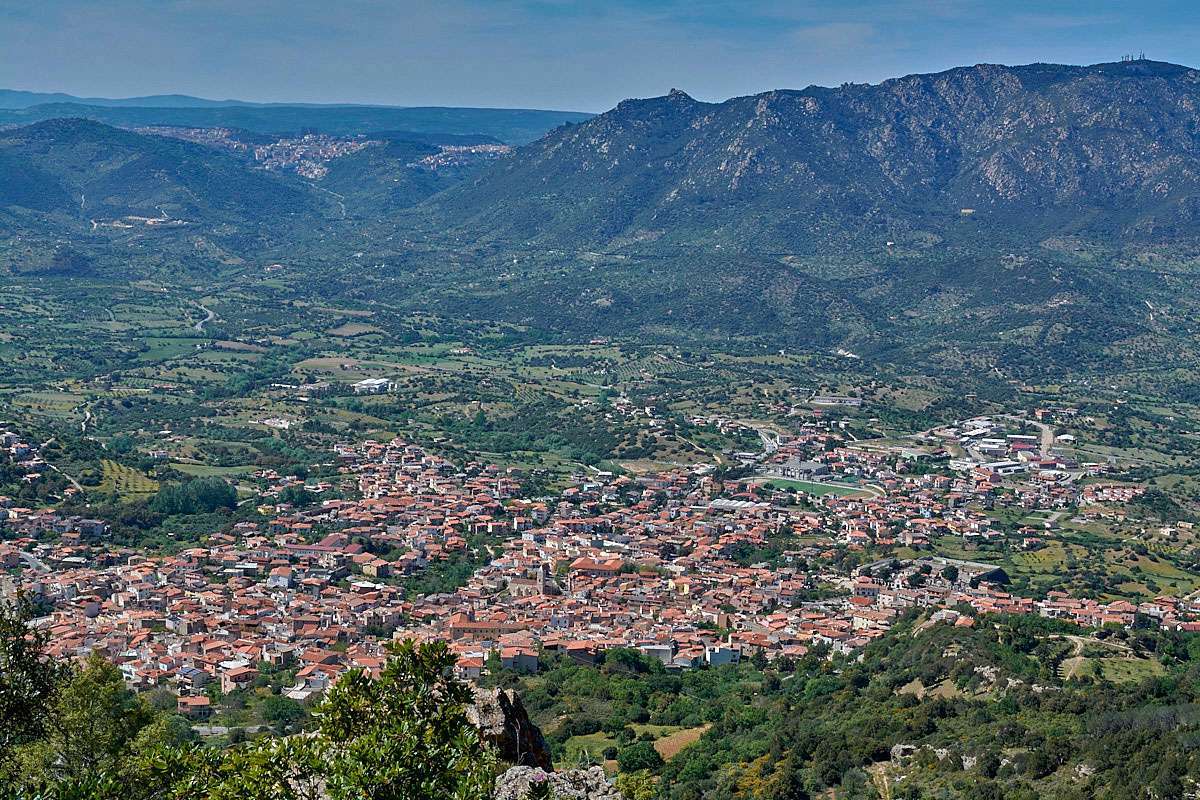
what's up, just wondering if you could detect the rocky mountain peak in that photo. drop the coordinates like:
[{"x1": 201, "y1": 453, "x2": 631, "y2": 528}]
[{"x1": 435, "y1": 59, "x2": 1200, "y2": 254}]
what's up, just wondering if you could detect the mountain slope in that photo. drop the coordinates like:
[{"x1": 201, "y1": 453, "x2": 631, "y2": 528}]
[
  {"x1": 320, "y1": 135, "x2": 509, "y2": 216},
  {"x1": 434, "y1": 60, "x2": 1200, "y2": 253},
  {"x1": 0, "y1": 119, "x2": 516, "y2": 275},
  {"x1": 0, "y1": 118, "x2": 335, "y2": 273},
  {"x1": 0, "y1": 102, "x2": 593, "y2": 145},
  {"x1": 386, "y1": 60, "x2": 1200, "y2": 373},
  {"x1": 0, "y1": 118, "x2": 319, "y2": 225}
]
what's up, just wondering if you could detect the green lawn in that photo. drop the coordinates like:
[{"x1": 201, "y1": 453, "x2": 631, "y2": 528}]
[
  {"x1": 559, "y1": 731, "x2": 617, "y2": 769},
  {"x1": 757, "y1": 478, "x2": 872, "y2": 497}
]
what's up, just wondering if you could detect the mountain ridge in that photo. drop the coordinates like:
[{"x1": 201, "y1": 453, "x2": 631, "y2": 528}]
[
  {"x1": 0, "y1": 92, "x2": 594, "y2": 144},
  {"x1": 431, "y1": 58, "x2": 1200, "y2": 254},
  {"x1": 0, "y1": 117, "x2": 335, "y2": 273},
  {"x1": 4, "y1": 60, "x2": 1200, "y2": 370},
  {"x1": 0, "y1": 87, "x2": 595, "y2": 113}
]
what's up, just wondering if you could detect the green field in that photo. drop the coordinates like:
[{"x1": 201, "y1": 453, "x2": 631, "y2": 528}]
[
  {"x1": 756, "y1": 478, "x2": 873, "y2": 497},
  {"x1": 98, "y1": 459, "x2": 159, "y2": 499},
  {"x1": 559, "y1": 723, "x2": 701, "y2": 772}
]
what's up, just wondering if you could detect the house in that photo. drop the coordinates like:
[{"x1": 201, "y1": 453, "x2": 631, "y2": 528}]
[
  {"x1": 177, "y1": 695, "x2": 213, "y2": 720},
  {"x1": 265, "y1": 566, "x2": 293, "y2": 590},
  {"x1": 499, "y1": 647, "x2": 539, "y2": 673},
  {"x1": 637, "y1": 643, "x2": 675, "y2": 665},
  {"x1": 852, "y1": 575, "x2": 882, "y2": 599},
  {"x1": 176, "y1": 665, "x2": 212, "y2": 691},
  {"x1": 671, "y1": 649, "x2": 704, "y2": 670},
  {"x1": 567, "y1": 557, "x2": 623, "y2": 591},
  {"x1": 456, "y1": 656, "x2": 485, "y2": 681},
  {"x1": 221, "y1": 666, "x2": 258, "y2": 694},
  {"x1": 704, "y1": 644, "x2": 741, "y2": 667}
]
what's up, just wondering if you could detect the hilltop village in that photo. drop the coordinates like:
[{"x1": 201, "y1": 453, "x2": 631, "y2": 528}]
[{"x1": 1, "y1": 422, "x2": 1196, "y2": 718}]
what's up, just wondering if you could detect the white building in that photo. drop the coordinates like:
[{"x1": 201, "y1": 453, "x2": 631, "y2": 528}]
[{"x1": 352, "y1": 378, "x2": 394, "y2": 395}]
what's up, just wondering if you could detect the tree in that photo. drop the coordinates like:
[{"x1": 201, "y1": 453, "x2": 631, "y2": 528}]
[
  {"x1": 0, "y1": 594, "x2": 69, "y2": 771},
  {"x1": 615, "y1": 769, "x2": 657, "y2": 800},
  {"x1": 261, "y1": 694, "x2": 305, "y2": 732},
  {"x1": 617, "y1": 741, "x2": 663, "y2": 773},
  {"x1": 151, "y1": 476, "x2": 237, "y2": 515},
  {"x1": 279, "y1": 484, "x2": 317, "y2": 508},
  {"x1": 193, "y1": 639, "x2": 498, "y2": 800},
  {"x1": 15, "y1": 652, "x2": 155, "y2": 784}
]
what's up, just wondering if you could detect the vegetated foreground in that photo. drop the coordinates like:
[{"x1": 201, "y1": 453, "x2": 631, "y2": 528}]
[{"x1": 5, "y1": 597, "x2": 1200, "y2": 800}]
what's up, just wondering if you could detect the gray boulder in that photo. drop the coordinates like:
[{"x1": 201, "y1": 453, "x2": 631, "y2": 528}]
[
  {"x1": 469, "y1": 687, "x2": 553, "y2": 770},
  {"x1": 494, "y1": 766, "x2": 623, "y2": 800}
]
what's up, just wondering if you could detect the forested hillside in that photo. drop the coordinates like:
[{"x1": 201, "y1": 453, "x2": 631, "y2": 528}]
[
  {"x1": 0, "y1": 119, "x2": 322, "y2": 231},
  {"x1": 499, "y1": 613, "x2": 1200, "y2": 800}
]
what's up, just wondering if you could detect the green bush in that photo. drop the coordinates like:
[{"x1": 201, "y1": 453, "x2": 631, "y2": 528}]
[{"x1": 617, "y1": 741, "x2": 663, "y2": 773}]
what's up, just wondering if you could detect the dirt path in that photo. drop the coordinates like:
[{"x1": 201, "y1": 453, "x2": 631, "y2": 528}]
[
  {"x1": 1058, "y1": 634, "x2": 1134, "y2": 680},
  {"x1": 311, "y1": 184, "x2": 347, "y2": 218},
  {"x1": 44, "y1": 460, "x2": 83, "y2": 493}
]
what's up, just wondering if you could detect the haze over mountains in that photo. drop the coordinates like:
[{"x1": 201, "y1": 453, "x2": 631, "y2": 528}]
[
  {"x1": 0, "y1": 89, "x2": 273, "y2": 109},
  {"x1": 0, "y1": 88, "x2": 593, "y2": 143},
  {"x1": 5, "y1": 59, "x2": 1200, "y2": 368}
]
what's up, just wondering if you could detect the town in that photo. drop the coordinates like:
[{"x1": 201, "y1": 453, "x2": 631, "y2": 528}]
[{"x1": 2, "y1": 414, "x2": 1193, "y2": 730}]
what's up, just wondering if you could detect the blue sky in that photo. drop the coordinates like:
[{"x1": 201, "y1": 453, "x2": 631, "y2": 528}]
[{"x1": 1, "y1": 0, "x2": 1197, "y2": 111}]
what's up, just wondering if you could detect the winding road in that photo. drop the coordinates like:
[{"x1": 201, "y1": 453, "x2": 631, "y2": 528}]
[
  {"x1": 34, "y1": 436, "x2": 84, "y2": 492},
  {"x1": 311, "y1": 184, "x2": 347, "y2": 219},
  {"x1": 193, "y1": 302, "x2": 216, "y2": 333}
]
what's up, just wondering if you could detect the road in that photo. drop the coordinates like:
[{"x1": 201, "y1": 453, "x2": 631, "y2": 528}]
[
  {"x1": 35, "y1": 436, "x2": 85, "y2": 492},
  {"x1": 311, "y1": 184, "x2": 347, "y2": 218},
  {"x1": 193, "y1": 302, "x2": 216, "y2": 333},
  {"x1": 674, "y1": 432, "x2": 721, "y2": 464},
  {"x1": 737, "y1": 422, "x2": 781, "y2": 455},
  {"x1": 75, "y1": 404, "x2": 94, "y2": 434},
  {"x1": 44, "y1": 460, "x2": 84, "y2": 493},
  {"x1": 17, "y1": 551, "x2": 51, "y2": 573},
  {"x1": 755, "y1": 426, "x2": 781, "y2": 454},
  {"x1": 1033, "y1": 421, "x2": 1056, "y2": 457}
]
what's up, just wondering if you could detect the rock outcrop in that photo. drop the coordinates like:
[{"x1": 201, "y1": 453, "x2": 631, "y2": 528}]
[
  {"x1": 469, "y1": 687, "x2": 553, "y2": 770},
  {"x1": 494, "y1": 766, "x2": 622, "y2": 800}
]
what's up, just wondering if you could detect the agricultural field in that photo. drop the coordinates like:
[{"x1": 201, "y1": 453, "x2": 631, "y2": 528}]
[
  {"x1": 558, "y1": 723, "x2": 707, "y2": 773},
  {"x1": 97, "y1": 459, "x2": 159, "y2": 499}
]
